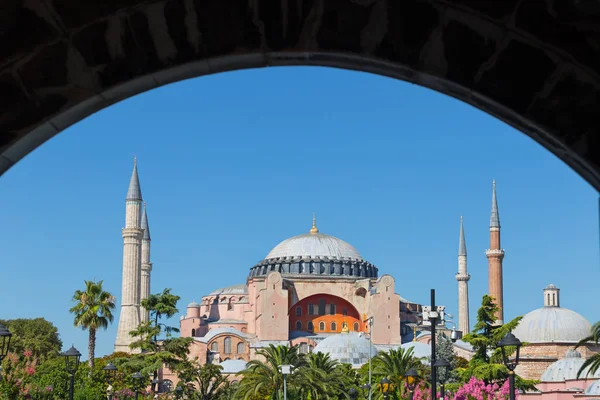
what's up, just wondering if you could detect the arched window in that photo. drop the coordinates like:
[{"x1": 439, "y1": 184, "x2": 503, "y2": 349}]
[
  {"x1": 353, "y1": 322, "x2": 359, "y2": 332},
  {"x1": 308, "y1": 321, "x2": 314, "y2": 331},
  {"x1": 210, "y1": 342, "x2": 218, "y2": 352},
  {"x1": 296, "y1": 306, "x2": 302, "y2": 316},
  {"x1": 331, "y1": 322, "x2": 337, "y2": 331},
  {"x1": 224, "y1": 337, "x2": 232, "y2": 354},
  {"x1": 295, "y1": 321, "x2": 302, "y2": 330},
  {"x1": 547, "y1": 293, "x2": 550, "y2": 304},
  {"x1": 553, "y1": 293, "x2": 556, "y2": 305},
  {"x1": 319, "y1": 321, "x2": 325, "y2": 331},
  {"x1": 237, "y1": 342, "x2": 245, "y2": 354},
  {"x1": 299, "y1": 343, "x2": 308, "y2": 354},
  {"x1": 228, "y1": 298, "x2": 234, "y2": 311},
  {"x1": 191, "y1": 328, "x2": 196, "y2": 337}
]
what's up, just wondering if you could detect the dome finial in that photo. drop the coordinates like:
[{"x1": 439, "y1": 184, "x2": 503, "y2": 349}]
[{"x1": 310, "y1": 213, "x2": 319, "y2": 234}]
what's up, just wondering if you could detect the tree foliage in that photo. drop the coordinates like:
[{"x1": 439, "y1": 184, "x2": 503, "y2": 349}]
[
  {"x1": 576, "y1": 321, "x2": 600, "y2": 378},
  {"x1": 69, "y1": 279, "x2": 116, "y2": 370},
  {"x1": 0, "y1": 318, "x2": 62, "y2": 362},
  {"x1": 458, "y1": 295, "x2": 536, "y2": 390}
]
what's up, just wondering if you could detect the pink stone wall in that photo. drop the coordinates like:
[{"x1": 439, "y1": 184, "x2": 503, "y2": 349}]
[{"x1": 370, "y1": 275, "x2": 401, "y2": 345}]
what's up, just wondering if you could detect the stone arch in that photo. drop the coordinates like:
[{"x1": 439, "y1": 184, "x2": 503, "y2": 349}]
[{"x1": 0, "y1": 1, "x2": 599, "y2": 191}]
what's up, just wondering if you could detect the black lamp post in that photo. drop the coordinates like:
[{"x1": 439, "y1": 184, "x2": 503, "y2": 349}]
[
  {"x1": 132, "y1": 372, "x2": 144, "y2": 400},
  {"x1": 61, "y1": 346, "x2": 81, "y2": 400},
  {"x1": 405, "y1": 368, "x2": 419, "y2": 400},
  {"x1": 349, "y1": 387, "x2": 358, "y2": 400},
  {"x1": 103, "y1": 362, "x2": 117, "y2": 400},
  {"x1": 152, "y1": 377, "x2": 161, "y2": 394},
  {"x1": 175, "y1": 385, "x2": 184, "y2": 399},
  {"x1": 380, "y1": 377, "x2": 392, "y2": 400},
  {"x1": 0, "y1": 323, "x2": 12, "y2": 378},
  {"x1": 498, "y1": 332, "x2": 522, "y2": 400},
  {"x1": 433, "y1": 359, "x2": 451, "y2": 399}
]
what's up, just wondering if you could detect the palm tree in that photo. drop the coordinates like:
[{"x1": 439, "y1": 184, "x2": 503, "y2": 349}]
[
  {"x1": 577, "y1": 321, "x2": 600, "y2": 377},
  {"x1": 69, "y1": 280, "x2": 116, "y2": 369},
  {"x1": 235, "y1": 344, "x2": 306, "y2": 400},
  {"x1": 372, "y1": 347, "x2": 424, "y2": 398}
]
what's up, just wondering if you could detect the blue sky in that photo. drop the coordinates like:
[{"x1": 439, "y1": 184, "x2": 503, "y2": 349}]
[{"x1": 0, "y1": 66, "x2": 597, "y2": 358}]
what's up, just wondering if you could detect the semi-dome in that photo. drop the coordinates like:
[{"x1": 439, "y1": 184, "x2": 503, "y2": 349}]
[
  {"x1": 586, "y1": 380, "x2": 600, "y2": 395},
  {"x1": 512, "y1": 307, "x2": 591, "y2": 344},
  {"x1": 249, "y1": 217, "x2": 378, "y2": 280},
  {"x1": 187, "y1": 301, "x2": 200, "y2": 308},
  {"x1": 313, "y1": 332, "x2": 375, "y2": 368},
  {"x1": 209, "y1": 284, "x2": 248, "y2": 296},
  {"x1": 219, "y1": 359, "x2": 248, "y2": 374},
  {"x1": 541, "y1": 350, "x2": 600, "y2": 382}
]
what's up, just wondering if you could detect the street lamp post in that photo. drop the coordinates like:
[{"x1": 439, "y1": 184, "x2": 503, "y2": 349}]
[
  {"x1": 405, "y1": 368, "x2": 419, "y2": 400},
  {"x1": 380, "y1": 377, "x2": 392, "y2": 400},
  {"x1": 0, "y1": 323, "x2": 12, "y2": 365},
  {"x1": 103, "y1": 362, "x2": 118, "y2": 400},
  {"x1": 498, "y1": 332, "x2": 522, "y2": 400},
  {"x1": 61, "y1": 346, "x2": 81, "y2": 400},
  {"x1": 433, "y1": 359, "x2": 451, "y2": 399},
  {"x1": 132, "y1": 372, "x2": 144, "y2": 400},
  {"x1": 349, "y1": 387, "x2": 358, "y2": 400},
  {"x1": 428, "y1": 289, "x2": 438, "y2": 400},
  {"x1": 280, "y1": 365, "x2": 292, "y2": 400},
  {"x1": 367, "y1": 316, "x2": 374, "y2": 400}
]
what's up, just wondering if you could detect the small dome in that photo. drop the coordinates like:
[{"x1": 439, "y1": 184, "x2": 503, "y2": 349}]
[
  {"x1": 512, "y1": 307, "x2": 591, "y2": 343},
  {"x1": 313, "y1": 332, "x2": 374, "y2": 368},
  {"x1": 265, "y1": 233, "x2": 362, "y2": 260},
  {"x1": 541, "y1": 350, "x2": 600, "y2": 382},
  {"x1": 219, "y1": 359, "x2": 248, "y2": 374},
  {"x1": 586, "y1": 380, "x2": 600, "y2": 395},
  {"x1": 545, "y1": 284, "x2": 557, "y2": 289},
  {"x1": 400, "y1": 342, "x2": 431, "y2": 363},
  {"x1": 187, "y1": 302, "x2": 200, "y2": 308}
]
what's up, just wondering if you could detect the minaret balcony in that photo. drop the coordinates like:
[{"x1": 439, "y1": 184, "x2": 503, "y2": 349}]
[
  {"x1": 455, "y1": 273, "x2": 470, "y2": 282},
  {"x1": 485, "y1": 249, "x2": 505, "y2": 256}
]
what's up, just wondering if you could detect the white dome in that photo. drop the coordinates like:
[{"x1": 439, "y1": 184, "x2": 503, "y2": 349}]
[
  {"x1": 401, "y1": 342, "x2": 431, "y2": 364},
  {"x1": 219, "y1": 359, "x2": 248, "y2": 374},
  {"x1": 541, "y1": 350, "x2": 600, "y2": 382},
  {"x1": 313, "y1": 333, "x2": 374, "y2": 368},
  {"x1": 586, "y1": 380, "x2": 600, "y2": 395},
  {"x1": 512, "y1": 307, "x2": 591, "y2": 344},
  {"x1": 265, "y1": 232, "x2": 362, "y2": 261}
]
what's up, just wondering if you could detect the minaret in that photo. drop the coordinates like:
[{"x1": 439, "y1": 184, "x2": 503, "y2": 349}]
[
  {"x1": 140, "y1": 202, "x2": 152, "y2": 324},
  {"x1": 115, "y1": 157, "x2": 144, "y2": 353},
  {"x1": 456, "y1": 216, "x2": 470, "y2": 334},
  {"x1": 485, "y1": 180, "x2": 505, "y2": 325}
]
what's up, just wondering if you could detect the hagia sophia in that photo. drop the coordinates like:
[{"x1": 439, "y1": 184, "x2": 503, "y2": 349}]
[{"x1": 114, "y1": 160, "x2": 599, "y2": 397}]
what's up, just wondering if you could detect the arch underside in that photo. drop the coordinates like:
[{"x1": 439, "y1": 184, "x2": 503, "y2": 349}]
[{"x1": 1, "y1": 1, "x2": 599, "y2": 189}]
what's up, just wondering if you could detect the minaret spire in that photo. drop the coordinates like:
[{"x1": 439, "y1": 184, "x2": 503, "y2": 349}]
[
  {"x1": 115, "y1": 158, "x2": 144, "y2": 353},
  {"x1": 490, "y1": 180, "x2": 500, "y2": 228},
  {"x1": 486, "y1": 180, "x2": 505, "y2": 325},
  {"x1": 456, "y1": 216, "x2": 470, "y2": 334},
  {"x1": 310, "y1": 213, "x2": 319, "y2": 234}
]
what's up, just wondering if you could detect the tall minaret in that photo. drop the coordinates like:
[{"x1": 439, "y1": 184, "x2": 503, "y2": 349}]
[
  {"x1": 456, "y1": 216, "x2": 470, "y2": 334},
  {"x1": 115, "y1": 158, "x2": 144, "y2": 353},
  {"x1": 140, "y1": 202, "x2": 152, "y2": 324},
  {"x1": 486, "y1": 180, "x2": 505, "y2": 325}
]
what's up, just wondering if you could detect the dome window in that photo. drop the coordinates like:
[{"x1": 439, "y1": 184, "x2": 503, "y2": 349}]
[
  {"x1": 224, "y1": 337, "x2": 232, "y2": 354},
  {"x1": 237, "y1": 342, "x2": 244, "y2": 354},
  {"x1": 331, "y1": 322, "x2": 337, "y2": 331},
  {"x1": 210, "y1": 342, "x2": 218, "y2": 352},
  {"x1": 319, "y1": 322, "x2": 325, "y2": 331},
  {"x1": 296, "y1": 306, "x2": 302, "y2": 316}
]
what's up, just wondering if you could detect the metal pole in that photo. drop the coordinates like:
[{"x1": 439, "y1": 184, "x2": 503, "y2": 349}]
[
  {"x1": 410, "y1": 390, "x2": 414, "y2": 400},
  {"x1": 368, "y1": 317, "x2": 373, "y2": 400},
  {"x1": 431, "y1": 289, "x2": 437, "y2": 400},
  {"x1": 509, "y1": 371, "x2": 515, "y2": 400},
  {"x1": 283, "y1": 373, "x2": 287, "y2": 400},
  {"x1": 135, "y1": 389, "x2": 139, "y2": 400},
  {"x1": 69, "y1": 374, "x2": 75, "y2": 400},
  {"x1": 441, "y1": 383, "x2": 445, "y2": 399}
]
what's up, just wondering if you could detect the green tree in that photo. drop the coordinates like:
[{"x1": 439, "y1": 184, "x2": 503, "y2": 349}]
[
  {"x1": 69, "y1": 280, "x2": 116, "y2": 370},
  {"x1": 370, "y1": 347, "x2": 424, "y2": 400},
  {"x1": 177, "y1": 361, "x2": 231, "y2": 399},
  {"x1": 433, "y1": 333, "x2": 458, "y2": 383},
  {"x1": 0, "y1": 318, "x2": 62, "y2": 362},
  {"x1": 458, "y1": 295, "x2": 536, "y2": 390},
  {"x1": 235, "y1": 344, "x2": 306, "y2": 400},
  {"x1": 576, "y1": 321, "x2": 600, "y2": 377}
]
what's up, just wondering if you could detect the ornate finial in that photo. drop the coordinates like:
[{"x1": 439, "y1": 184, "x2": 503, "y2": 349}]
[
  {"x1": 310, "y1": 213, "x2": 319, "y2": 234},
  {"x1": 133, "y1": 155, "x2": 137, "y2": 165}
]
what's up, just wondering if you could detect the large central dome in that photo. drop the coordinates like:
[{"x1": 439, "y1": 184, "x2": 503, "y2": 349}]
[
  {"x1": 248, "y1": 216, "x2": 377, "y2": 280},
  {"x1": 265, "y1": 232, "x2": 363, "y2": 260}
]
